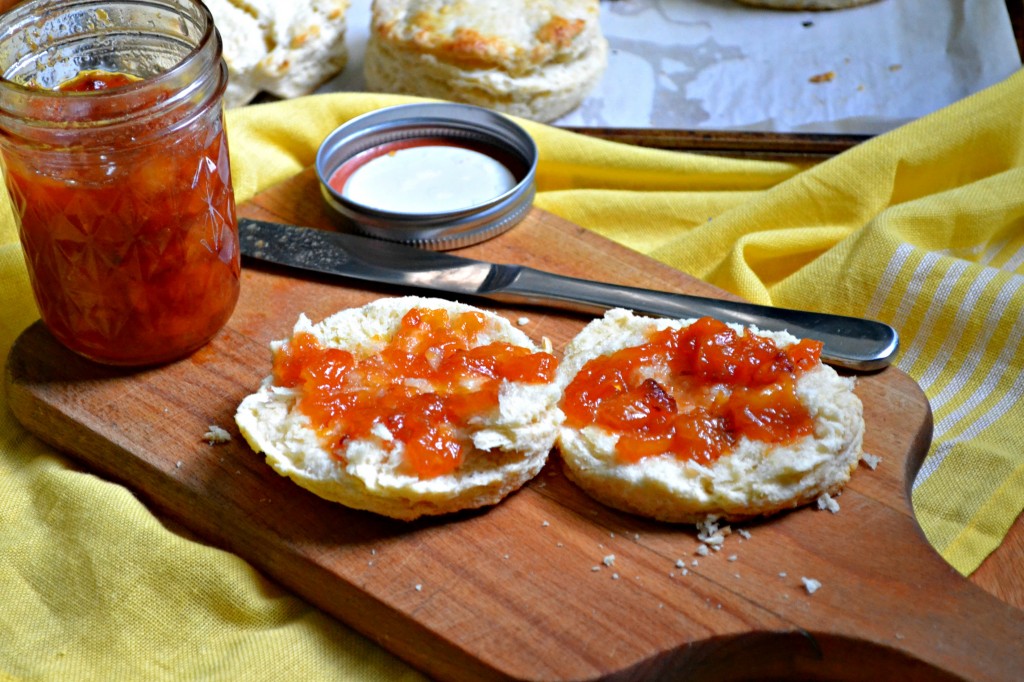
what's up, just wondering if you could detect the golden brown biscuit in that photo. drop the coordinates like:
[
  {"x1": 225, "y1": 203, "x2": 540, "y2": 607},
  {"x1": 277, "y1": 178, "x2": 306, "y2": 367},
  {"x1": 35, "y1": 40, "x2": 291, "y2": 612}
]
[{"x1": 364, "y1": 0, "x2": 608, "y2": 122}]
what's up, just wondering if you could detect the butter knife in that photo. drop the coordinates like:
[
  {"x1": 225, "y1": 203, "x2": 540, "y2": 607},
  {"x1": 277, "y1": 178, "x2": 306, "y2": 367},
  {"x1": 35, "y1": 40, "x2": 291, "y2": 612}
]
[{"x1": 238, "y1": 218, "x2": 899, "y2": 371}]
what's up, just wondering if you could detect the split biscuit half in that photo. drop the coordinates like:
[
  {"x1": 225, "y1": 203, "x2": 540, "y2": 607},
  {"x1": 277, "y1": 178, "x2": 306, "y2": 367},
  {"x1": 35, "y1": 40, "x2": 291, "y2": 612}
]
[
  {"x1": 555, "y1": 309, "x2": 865, "y2": 524},
  {"x1": 235, "y1": 296, "x2": 564, "y2": 521}
]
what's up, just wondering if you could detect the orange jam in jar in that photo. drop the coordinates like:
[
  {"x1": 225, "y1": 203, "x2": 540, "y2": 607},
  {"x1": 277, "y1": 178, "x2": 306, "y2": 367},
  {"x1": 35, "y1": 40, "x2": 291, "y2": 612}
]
[
  {"x1": 0, "y1": 0, "x2": 239, "y2": 366},
  {"x1": 560, "y1": 317, "x2": 823, "y2": 465},
  {"x1": 271, "y1": 308, "x2": 558, "y2": 479}
]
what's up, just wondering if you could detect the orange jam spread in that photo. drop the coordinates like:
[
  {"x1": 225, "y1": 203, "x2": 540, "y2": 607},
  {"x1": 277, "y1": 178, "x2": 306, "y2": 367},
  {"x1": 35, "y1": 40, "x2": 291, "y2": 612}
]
[
  {"x1": 560, "y1": 317, "x2": 823, "y2": 465},
  {"x1": 272, "y1": 308, "x2": 558, "y2": 479}
]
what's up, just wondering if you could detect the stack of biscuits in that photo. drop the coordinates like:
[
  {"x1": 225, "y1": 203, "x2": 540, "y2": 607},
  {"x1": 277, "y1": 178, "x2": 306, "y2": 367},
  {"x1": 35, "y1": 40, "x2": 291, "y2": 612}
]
[{"x1": 363, "y1": 0, "x2": 608, "y2": 122}]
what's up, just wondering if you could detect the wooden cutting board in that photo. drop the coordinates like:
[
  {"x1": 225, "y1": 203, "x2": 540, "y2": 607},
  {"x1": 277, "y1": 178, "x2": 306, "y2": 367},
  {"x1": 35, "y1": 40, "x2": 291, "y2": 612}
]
[{"x1": 7, "y1": 168, "x2": 1023, "y2": 681}]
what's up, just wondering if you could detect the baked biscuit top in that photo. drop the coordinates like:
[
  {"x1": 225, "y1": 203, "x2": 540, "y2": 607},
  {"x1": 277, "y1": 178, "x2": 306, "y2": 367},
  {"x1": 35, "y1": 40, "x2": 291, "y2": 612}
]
[{"x1": 370, "y1": 0, "x2": 602, "y2": 75}]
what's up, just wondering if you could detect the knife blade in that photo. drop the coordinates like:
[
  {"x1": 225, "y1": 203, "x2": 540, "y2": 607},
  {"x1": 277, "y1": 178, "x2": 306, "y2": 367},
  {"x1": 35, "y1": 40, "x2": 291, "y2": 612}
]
[{"x1": 238, "y1": 217, "x2": 899, "y2": 371}]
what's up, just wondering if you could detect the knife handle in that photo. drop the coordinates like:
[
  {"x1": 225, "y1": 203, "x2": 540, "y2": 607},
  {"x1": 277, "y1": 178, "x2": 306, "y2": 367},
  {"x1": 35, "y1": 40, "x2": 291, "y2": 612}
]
[{"x1": 486, "y1": 267, "x2": 899, "y2": 371}]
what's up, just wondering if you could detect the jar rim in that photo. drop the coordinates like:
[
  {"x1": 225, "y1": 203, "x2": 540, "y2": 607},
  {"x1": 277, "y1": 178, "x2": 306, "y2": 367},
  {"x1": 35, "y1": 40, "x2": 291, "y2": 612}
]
[
  {"x1": 0, "y1": 0, "x2": 226, "y2": 143},
  {"x1": 0, "y1": 0, "x2": 216, "y2": 103}
]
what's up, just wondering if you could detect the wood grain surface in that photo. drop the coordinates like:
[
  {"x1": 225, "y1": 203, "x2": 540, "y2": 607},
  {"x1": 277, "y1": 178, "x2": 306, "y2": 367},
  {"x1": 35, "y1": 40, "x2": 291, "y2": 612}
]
[
  {"x1": 971, "y1": 511, "x2": 1024, "y2": 610},
  {"x1": 7, "y1": 168, "x2": 1024, "y2": 681},
  {"x1": 560, "y1": 127, "x2": 871, "y2": 161}
]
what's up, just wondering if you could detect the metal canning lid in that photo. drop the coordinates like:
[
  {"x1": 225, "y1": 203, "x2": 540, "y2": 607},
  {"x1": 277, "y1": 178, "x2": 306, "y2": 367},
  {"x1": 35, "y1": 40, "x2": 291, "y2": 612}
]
[{"x1": 316, "y1": 102, "x2": 538, "y2": 250}]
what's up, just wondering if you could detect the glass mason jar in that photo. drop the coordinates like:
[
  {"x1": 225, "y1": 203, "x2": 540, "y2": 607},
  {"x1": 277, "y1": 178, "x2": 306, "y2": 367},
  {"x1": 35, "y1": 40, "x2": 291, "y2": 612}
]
[{"x1": 0, "y1": 0, "x2": 239, "y2": 366}]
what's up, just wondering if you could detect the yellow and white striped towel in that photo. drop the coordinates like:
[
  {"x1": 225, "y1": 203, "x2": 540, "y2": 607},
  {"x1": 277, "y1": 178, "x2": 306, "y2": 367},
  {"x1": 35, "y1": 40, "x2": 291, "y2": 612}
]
[{"x1": 1, "y1": 68, "x2": 1021, "y2": 678}]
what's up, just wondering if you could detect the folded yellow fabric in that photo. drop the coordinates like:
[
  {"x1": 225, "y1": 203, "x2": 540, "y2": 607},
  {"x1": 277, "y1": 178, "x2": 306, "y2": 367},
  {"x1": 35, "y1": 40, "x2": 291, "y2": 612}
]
[{"x1": 2, "y1": 69, "x2": 1022, "y2": 679}]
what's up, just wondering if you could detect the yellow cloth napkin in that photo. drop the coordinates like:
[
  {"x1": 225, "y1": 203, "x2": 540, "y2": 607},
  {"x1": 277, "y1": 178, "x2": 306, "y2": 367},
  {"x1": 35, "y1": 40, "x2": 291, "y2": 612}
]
[{"x1": 2, "y1": 68, "x2": 1023, "y2": 678}]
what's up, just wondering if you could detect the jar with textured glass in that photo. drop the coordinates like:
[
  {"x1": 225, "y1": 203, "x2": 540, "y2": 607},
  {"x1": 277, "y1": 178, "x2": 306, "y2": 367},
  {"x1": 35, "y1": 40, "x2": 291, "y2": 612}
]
[{"x1": 0, "y1": 0, "x2": 239, "y2": 366}]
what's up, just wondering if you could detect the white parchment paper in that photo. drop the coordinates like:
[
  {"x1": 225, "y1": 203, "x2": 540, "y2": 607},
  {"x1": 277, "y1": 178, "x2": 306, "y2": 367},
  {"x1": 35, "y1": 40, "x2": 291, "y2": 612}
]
[{"x1": 323, "y1": 0, "x2": 1021, "y2": 135}]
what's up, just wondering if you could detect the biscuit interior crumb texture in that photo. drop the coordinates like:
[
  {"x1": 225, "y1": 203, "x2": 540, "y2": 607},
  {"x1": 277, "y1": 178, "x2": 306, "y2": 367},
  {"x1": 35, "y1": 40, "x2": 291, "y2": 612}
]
[
  {"x1": 204, "y1": 0, "x2": 351, "y2": 106},
  {"x1": 234, "y1": 296, "x2": 564, "y2": 520},
  {"x1": 556, "y1": 309, "x2": 865, "y2": 523},
  {"x1": 364, "y1": 0, "x2": 609, "y2": 122}
]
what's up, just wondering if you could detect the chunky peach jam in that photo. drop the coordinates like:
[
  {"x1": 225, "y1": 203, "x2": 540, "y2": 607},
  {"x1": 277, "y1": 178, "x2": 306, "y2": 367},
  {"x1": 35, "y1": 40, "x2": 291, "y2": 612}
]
[
  {"x1": 272, "y1": 308, "x2": 558, "y2": 479},
  {"x1": 3, "y1": 69, "x2": 238, "y2": 365},
  {"x1": 560, "y1": 317, "x2": 823, "y2": 465}
]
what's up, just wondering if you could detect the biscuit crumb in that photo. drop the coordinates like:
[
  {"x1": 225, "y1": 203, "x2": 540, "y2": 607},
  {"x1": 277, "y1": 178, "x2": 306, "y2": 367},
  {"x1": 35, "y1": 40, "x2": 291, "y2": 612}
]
[
  {"x1": 861, "y1": 452, "x2": 882, "y2": 470},
  {"x1": 816, "y1": 492, "x2": 841, "y2": 514},
  {"x1": 696, "y1": 515, "x2": 730, "y2": 549},
  {"x1": 516, "y1": 317, "x2": 530, "y2": 326},
  {"x1": 801, "y1": 577, "x2": 822, "y2": 594},
  {"x1": 809, "y1": 71, "x2": 835, "y2": 84},
  {"x1": 737, "y1": 528, "x2": 752, "y2": 540},
  {"x1": 203, "y1": 424, "x2": 232, "y2": 444}
]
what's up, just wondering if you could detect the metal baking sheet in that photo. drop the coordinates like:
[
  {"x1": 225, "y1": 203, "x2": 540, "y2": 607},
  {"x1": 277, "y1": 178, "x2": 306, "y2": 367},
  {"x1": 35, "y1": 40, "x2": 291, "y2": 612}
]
[{"x1": 323, "y1": 0, "x2": 1021, "y2": 136}]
